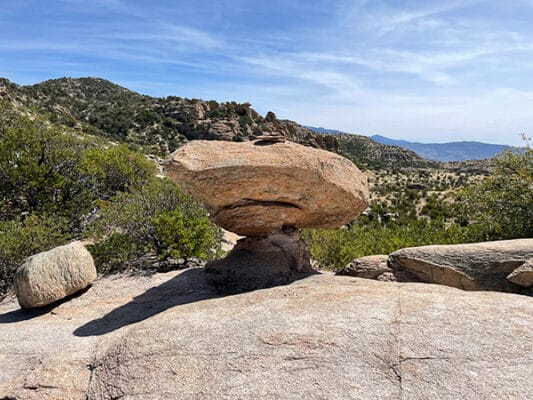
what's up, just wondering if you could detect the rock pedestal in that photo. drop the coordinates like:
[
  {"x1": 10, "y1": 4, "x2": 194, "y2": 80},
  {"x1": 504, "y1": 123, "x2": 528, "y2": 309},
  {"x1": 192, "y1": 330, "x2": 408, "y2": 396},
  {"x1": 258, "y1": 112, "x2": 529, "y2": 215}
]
[
  {"x1": 206, "y1": 231, "x2": 315, "y2": 293},
  {"x1": 165, "y1": 136, "x2": 369, "y2": 292}
]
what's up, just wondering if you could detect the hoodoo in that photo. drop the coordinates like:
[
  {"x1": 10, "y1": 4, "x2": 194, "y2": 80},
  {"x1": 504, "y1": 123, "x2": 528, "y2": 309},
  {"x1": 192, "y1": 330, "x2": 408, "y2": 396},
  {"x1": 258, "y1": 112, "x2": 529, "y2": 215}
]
[{"x1": 165, "y1": 136, "x2": 369, "y2": 292}]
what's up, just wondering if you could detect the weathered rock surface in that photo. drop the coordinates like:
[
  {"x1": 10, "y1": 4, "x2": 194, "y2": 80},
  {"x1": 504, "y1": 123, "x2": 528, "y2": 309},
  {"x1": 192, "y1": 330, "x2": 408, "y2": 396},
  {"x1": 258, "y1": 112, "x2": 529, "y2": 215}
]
[
  {"x1": 220, "y1": 228, "x2": 242, "y2": 252},
  {"x1": 507, "y1": 259, "x2": 533, "y2": 287},
  {"x1": 389, "y1": 239, "x2": 533, "y2": 292},
  {"x1": 1, "y1": 270, "x2": 532, "y2": 400},
  {"x1": 337, "y1": 255, "x2": 421, "y2": 283},
  {"x1": 165, "y1": 139, "x2": 369, "y2": 236},
  {"x1": 338, "y1": 254, "x2": 391, "y2": 278},
  {"x1": 206, "y1": 231, "x2": 315, "y2": 293},
  {"x1": 14, "y1": 241, "x2": 96, "y2": 309}
]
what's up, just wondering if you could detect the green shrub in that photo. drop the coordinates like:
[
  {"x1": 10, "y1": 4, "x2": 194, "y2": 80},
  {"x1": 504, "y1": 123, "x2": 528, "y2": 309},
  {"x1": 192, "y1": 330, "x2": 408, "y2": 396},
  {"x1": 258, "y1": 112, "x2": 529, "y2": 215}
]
[
  {"x1": 456, "y1": 143, "x2": 533, "y2": 240},
  {"x1": 0, "y1": 102, "x2": 156, "y2": 232},
  {"x1": 79, "y1": 144, "x2": 156, "y2": 199},
  {"x1": 303, "y1": 218, "x2": 475, "y2": 271},
  {"x1": 86, "y1": 233, "x2": 140, "y2": 274},
  {"x1": 153, "y1": 209, "x2": 221, "y2": 260},
  {"x1": 88, "y1": 178, "x2": 221, "y2": 273}
]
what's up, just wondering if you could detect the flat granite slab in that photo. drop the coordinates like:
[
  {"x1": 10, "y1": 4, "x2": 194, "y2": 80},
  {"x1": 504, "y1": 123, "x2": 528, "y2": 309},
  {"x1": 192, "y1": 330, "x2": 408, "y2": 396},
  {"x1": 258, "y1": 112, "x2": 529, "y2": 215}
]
[{"x1": 0, "y1": 270, "x2": 531, "y2": 399}]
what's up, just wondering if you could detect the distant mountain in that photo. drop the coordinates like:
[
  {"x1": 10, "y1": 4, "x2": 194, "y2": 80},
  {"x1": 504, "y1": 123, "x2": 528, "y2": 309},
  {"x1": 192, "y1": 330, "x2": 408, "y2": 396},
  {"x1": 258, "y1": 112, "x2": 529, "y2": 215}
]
[{"x1": 370, "y1": 134, "x2": 513, "y2": 162}]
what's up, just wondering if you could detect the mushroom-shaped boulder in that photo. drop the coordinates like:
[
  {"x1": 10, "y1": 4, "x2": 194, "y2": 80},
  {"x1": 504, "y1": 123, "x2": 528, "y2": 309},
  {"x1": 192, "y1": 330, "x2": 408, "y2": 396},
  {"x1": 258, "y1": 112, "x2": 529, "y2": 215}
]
[{"x1": 165, "y1": 138, "x2": 369, "y2": 236}]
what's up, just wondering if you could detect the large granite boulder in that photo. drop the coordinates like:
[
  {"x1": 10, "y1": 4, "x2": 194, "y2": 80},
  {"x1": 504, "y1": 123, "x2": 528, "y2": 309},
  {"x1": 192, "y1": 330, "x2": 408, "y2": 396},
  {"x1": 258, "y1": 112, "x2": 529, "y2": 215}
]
[
  {"x1": 15, "y1": 241, "x2": 97, "y2": 309},
  {"x1": 1, "y1": 271, "x2": 531, "y2": 399},
  {"x1": 165, "y1": 137, "x2": 369, "y2": 236},
  {"x1": 389, "y1": 239, "x2": 533, "y2": 292}
]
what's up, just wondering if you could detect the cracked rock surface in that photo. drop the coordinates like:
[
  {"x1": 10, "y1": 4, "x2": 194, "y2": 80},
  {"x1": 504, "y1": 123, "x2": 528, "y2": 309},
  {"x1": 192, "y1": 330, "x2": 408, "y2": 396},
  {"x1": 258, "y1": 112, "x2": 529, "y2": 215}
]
[
  {"x1": 1, "y1": 270, "x2": 532, "y2": 399},
  {"x1": 389, "y1": 239, "x2": 533, "y2": 293}
]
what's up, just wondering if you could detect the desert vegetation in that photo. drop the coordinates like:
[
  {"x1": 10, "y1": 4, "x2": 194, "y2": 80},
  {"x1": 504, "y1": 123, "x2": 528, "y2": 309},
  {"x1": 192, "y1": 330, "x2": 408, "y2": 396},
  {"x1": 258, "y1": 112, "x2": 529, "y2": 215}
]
[
  {"x1": 0, "y1": 100, "x2": 220, "y2": 297},
  {"x1": 305, "y1": 140, "x2": 532, "y2": 270}
]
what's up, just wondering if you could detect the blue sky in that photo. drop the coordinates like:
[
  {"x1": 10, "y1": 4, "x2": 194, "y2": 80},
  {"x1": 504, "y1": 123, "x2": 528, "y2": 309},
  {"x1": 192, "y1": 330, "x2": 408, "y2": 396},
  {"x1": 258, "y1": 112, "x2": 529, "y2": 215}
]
[{"x1": 1, "y1": 0, "x2": 532, "y2": 145}]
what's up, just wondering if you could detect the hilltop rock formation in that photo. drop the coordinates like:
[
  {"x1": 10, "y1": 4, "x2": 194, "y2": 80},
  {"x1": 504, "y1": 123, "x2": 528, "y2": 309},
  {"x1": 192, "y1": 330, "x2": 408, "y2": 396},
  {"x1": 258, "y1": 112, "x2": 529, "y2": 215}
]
[
  {"x1": 388, "y1": 239, "x2": 533, "y2": 293},
  {"x1": 0, "y1": 270, "x2": 531, "y2": 399},
  {"x1": 165, "y1": 137, "x2": 369, "y2": 236},
  {"x1": 166, "y1": 137, "x2": 368, "y2": 292},
  {"x1": 14, "y1": 241, "x2": 96, "y2": 309}
]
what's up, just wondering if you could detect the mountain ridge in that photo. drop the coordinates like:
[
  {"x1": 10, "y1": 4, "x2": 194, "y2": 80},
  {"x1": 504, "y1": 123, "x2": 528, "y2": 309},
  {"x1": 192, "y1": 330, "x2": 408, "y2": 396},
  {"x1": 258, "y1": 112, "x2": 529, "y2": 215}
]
[
  {"x1": 0, "y1": 76, "x2": 491, "y2": 170},
  {"x1": 370, "y1": 134, "x2": 514, "y2": 162}
]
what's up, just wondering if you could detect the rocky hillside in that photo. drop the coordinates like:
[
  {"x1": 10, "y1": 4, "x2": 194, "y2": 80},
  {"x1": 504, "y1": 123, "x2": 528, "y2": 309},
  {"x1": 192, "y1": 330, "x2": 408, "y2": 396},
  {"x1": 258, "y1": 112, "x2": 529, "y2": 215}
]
[
  {"x1": 1, "y1": 77, "x2": 435, "y2": 170},
  {"x1": 0, "y1": 77, "x2": 336, "y2": 154},
  {"x1": 336, "y1": 133, "x2": 438, "y2": 170},
  {"x1": 1, "y1": 269, "x2": 532, "y2": 399}
]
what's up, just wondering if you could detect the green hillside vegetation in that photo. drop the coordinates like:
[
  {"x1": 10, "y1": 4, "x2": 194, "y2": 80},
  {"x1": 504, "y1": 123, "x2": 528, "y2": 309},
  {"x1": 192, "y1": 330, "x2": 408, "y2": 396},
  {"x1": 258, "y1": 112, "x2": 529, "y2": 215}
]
[
  {"x1": 1, "y1": 77, "x2": 336, "y2": 155},
  {"x1": 336, "y1": 133, "x2": 438, "y2": 170},
  {"x1": 0, "y1": 100, "x2": 220, "y2": 297},
  {"x1": 305, "y1": 143, "x2": 532, "y2": 270}
]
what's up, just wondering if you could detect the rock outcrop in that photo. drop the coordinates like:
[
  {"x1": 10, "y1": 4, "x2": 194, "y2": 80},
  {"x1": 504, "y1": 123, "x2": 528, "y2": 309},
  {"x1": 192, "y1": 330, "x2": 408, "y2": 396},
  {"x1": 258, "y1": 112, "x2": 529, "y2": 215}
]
[
  {"x1": 166, "y1": 137, "x2": 369, "y2": 292},
  {"x1": 1, "y1": 270, "x2": 531, "y2": 399},
  {"x1": 337, "y1": 254, "x2": 421, "y2": 282},
  {"x1": 338, "y1": 254, "x2": 390, "y2": 278},
  {"x1": 388, "y1": 239, "x2": 533, "y2": 292},
  {"x1": 507, "y1": 259, "x2": 533, "y2": 288},
  {"x1": 14, "y1": 241, "x2": 96, "y2": 309},
  {"x1": 165, "y1": 138, "x2": 369, "y2": 236}
]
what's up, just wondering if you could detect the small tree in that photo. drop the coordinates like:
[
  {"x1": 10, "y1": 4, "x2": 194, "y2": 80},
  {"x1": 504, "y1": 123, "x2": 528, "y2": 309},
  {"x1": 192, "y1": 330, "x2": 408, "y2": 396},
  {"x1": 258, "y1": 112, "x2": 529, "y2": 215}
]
[{"x1": 456, "y1": 135, "x2": 533, "y2": 240}]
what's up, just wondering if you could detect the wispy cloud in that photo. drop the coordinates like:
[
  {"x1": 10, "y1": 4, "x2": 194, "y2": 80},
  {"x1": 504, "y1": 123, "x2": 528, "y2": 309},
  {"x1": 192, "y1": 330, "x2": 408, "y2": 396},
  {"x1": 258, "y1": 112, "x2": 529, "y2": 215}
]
[
  {"x1": 2, "y1": 0, "x2": 533, "y2": 145},
  {"x1": 239, "y1": 54, "x2": 362, "y2": 99}
]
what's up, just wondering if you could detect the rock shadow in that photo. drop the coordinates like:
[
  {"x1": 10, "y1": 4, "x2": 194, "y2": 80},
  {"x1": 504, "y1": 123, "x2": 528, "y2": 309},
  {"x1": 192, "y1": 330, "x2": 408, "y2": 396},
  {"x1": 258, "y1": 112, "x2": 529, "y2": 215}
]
[
  {"x1": 74, "y1": 268, "x2": 216, "y2": 337},
  {"x1": 0, "y1": 286, "x2": 92, "y2": 324},
  {"x1": 74, "y1": 263, "x2": 318, "y2": 337}
]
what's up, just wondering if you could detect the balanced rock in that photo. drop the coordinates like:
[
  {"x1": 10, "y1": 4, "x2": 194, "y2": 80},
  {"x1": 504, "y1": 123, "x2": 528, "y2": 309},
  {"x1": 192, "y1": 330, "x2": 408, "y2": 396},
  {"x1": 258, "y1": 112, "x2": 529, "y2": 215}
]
[
  {"x1": 389, "y1": 239, "x2": 533, "y2": 292},
  {"x1": 15, "y1": 241, "x2": 96, "y2": 309},
  {"x1": 165, "y1": 138, "x2": 369, "y2": 236},
  {"x1": 507, "y1": 259, "x2": 533, "y2": 288}
]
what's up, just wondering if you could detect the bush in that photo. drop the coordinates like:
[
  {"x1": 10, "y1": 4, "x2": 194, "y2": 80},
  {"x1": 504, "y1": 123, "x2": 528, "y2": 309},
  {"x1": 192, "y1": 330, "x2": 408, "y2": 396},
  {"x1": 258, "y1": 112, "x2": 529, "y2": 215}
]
[
  {"x1": 303, "y1": 218, "x2": 475, "y2": 270},
  {"x1": 0, "y1": 102, "x2": 157, "y2": 232},
  {"x1": 153, "y1": 209, "x2": 220, "y2": 260},
  {"x1": 79, "y1": 144, "x2": 156, "y2": 199},
  {"x1": 86, "y1": 233, "x2": 140, "y2": 274},
  {"x1": 456, "y1": 142, "x2": 533, "y2": 240},
  {"x1": 88, "y1": 178, "x2": 221, "y2": 273}
]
